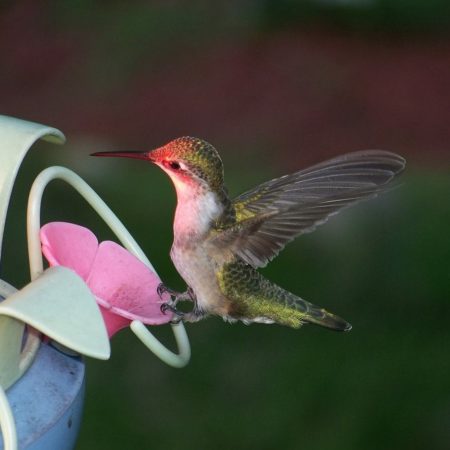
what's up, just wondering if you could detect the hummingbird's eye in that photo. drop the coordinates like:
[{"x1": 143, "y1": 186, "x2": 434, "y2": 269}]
[{"x1": 167, "y1": 161, "x2": 181, "y2": 170}]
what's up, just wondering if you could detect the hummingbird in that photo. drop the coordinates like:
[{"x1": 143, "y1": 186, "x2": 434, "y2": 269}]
[{"x1": 92, "y1": 137, "x2": 405, "y2": 331}]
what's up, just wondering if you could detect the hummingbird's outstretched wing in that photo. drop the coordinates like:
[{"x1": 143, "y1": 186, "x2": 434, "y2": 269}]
[{"x1": 212, "y1": 150, "x2": 405, "y2": 268}]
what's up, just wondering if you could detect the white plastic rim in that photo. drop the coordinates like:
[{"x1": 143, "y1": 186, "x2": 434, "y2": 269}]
[{"x1": 27, "y1": 166, "x2": 191, "y2": 368}]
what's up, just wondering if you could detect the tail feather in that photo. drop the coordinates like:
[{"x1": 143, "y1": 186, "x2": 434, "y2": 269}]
[
  {"x1": 282, "y1": 290, "x2": 352, "y2": 331},
  {"x1": 301, "y1": 302, "x2": 352, "y2": 332},
  {"x1": 218, "y1": 259, "x2": 351, "y2": 331}
]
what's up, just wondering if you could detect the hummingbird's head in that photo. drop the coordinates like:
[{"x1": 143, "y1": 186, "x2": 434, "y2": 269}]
[
  {"x1": 150, "y1": 137, "x2": 224, "y2": 192},
  {"x1": 93, "y1": 137, "x2": 224, "y2": 194}
]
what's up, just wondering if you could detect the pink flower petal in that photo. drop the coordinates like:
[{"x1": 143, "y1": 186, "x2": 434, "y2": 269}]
[
  {"x1": 40, "y1": 222, "x2": 98, "y2": 280},
  {"x1": 87, "y1": 241, "x2": 173, "y2": 326},
  {"x1": 99, "y1": 307, "x2": 131, "y2": 337},
  {"x1": 41, "y1": 222, "x2": 174, "y2": 338}
]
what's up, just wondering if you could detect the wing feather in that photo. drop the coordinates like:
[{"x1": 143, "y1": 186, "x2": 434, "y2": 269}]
[{"x1": 211, "y1": 150, "x2": 405, "y2": 268}]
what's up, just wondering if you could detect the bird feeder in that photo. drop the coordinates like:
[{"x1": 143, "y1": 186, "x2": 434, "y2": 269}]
[{"x1": 0, "y1": 115, "x2": 191, "y2": 450}]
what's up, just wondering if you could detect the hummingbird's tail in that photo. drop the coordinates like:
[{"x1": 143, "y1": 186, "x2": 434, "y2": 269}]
[
  {"x1": 218, "y1": 260, "x2": 351, "y2": 331},
  {"x1": 296, "y1": 297, "x2": 352, "y2": 332},
  {"x1": 258, "y1": 276, "x2": 352, "y2": 331}
]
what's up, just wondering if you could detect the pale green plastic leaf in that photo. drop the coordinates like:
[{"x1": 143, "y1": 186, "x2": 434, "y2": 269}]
[
  {"x1": 0, "y1": 115, "x2": 65, "y2": 263},
  {"x1": 0, "y1": 316, "x2": 24, "y2": 389},
  {"x1": 0, "y1": 267, "x2": 110, "y2": 360},
  {"x1": 0, "y1": 276, "x2": 26, "y2": 390}
]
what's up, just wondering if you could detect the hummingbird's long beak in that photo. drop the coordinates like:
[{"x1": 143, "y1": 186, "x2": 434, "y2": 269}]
[{"x1": 91, "y1": 150, "x2": 155, "y2": 162}]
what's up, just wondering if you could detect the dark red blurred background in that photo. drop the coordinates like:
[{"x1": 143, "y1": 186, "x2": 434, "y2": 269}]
[{"x1": 1, "y1": 1, "x2": 449, "y2": 168}]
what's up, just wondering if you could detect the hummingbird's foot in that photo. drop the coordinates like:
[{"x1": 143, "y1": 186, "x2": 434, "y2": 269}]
[
  {"x1": 157, "y1": 283, "x2": 196, "y2": 306},
  {"x1": 160, "y1": 302, "x2": 185, "y2": 318},
  {"x1": 180, "y1": 305, "x2": 207, "y2": 323},
  {"x1": 157, "y1": 283, "x2": 181, "y2": 299}
]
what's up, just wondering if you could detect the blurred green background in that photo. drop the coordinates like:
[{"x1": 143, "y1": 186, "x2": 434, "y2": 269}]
[{"x1": 1, "y1": 1, "x2": 450, "y2": 449}]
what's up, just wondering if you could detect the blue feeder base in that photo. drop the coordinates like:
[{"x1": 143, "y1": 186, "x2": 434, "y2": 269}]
[{"x1": 0, "y1": 342, "x2": 85, "y2": 450}]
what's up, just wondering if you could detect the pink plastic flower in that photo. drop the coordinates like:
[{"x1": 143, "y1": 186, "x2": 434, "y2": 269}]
[{"x1": 40, "y1": 222, "x2": 172, "y2": 337}]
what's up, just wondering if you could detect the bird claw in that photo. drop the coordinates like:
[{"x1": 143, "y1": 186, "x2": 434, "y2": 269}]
[
  {"x1": 160, "y1": 302, "x2": 178, "y2": 314},
  {"x1": 160, "y1": 302, "x2": 184, "y2": 324},
  {"x1": 157, "y1": 283, "x2": 181, "y2": 299},
  {"x1": 157, "y1": 283, "x2": 196, "y2": 303},
  {"x1": 157, "y1": 284, "x2": 165, "y2": 299},
  {"x1": 158, "y1": 283, "x2": 197, "y2": 324}
]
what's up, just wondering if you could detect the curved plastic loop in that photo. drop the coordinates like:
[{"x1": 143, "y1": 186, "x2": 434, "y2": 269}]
[
  {"x1": 27, "y1": 166, "x2": 191, "y2": 368},
  {"x1": 130, "y1": 321, "x2": 191, "y2": 368},
  {"x1": 0, "y1": 385, "x2": 17, "y2": 450}
]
